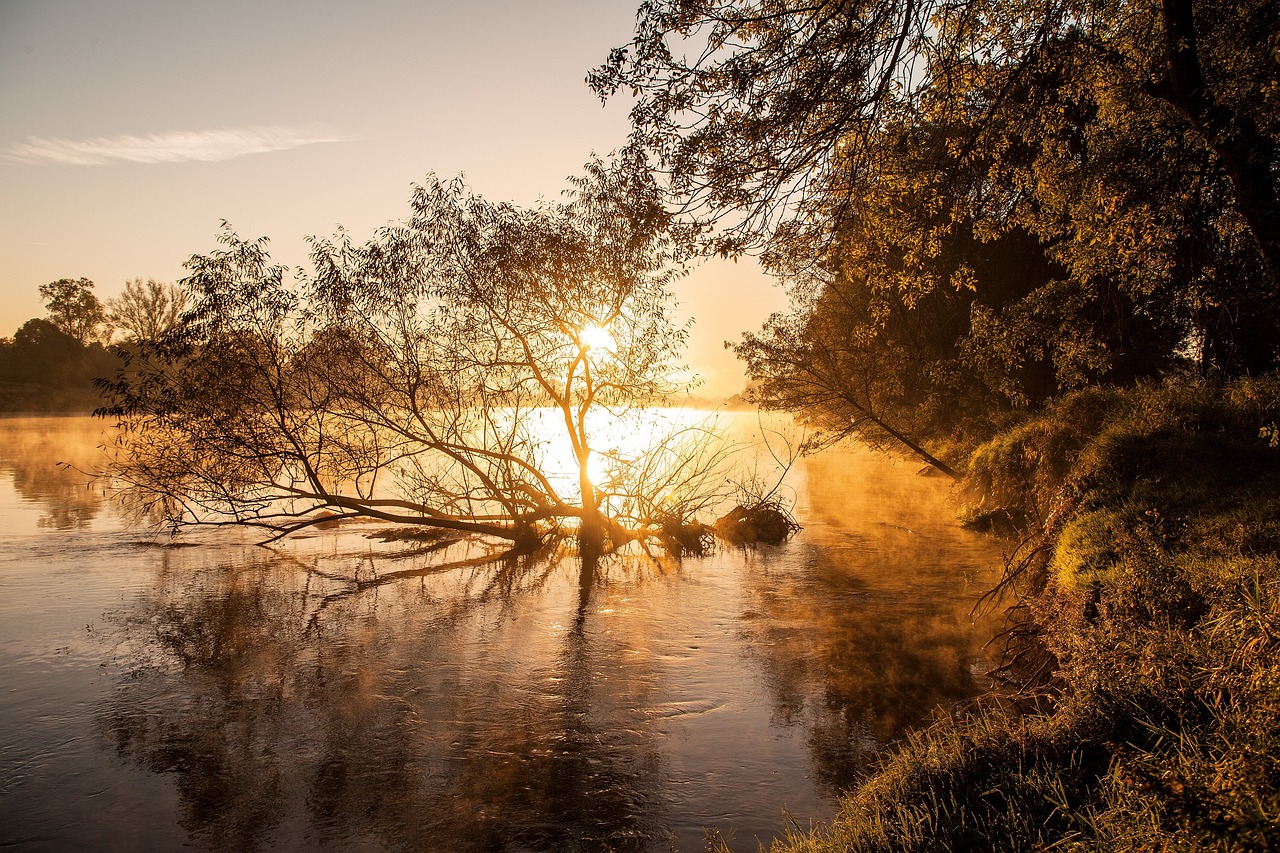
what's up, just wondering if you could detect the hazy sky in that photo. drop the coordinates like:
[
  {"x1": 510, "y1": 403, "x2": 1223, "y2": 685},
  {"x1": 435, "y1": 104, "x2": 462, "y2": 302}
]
[{"x1": 0, "y1": 0, "x2": 785, "y2": 397}]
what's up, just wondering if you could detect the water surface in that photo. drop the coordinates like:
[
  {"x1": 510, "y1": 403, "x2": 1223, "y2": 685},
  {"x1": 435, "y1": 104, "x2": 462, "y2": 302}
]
[{"x1": 0, "y1": 415, "x2": 1004, "y2": 851}]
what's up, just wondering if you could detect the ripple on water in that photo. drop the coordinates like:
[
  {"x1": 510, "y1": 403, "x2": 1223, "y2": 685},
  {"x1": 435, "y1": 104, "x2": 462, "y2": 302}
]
[{"x1": 1, "y1": 415, "x2": 1006, "y2": 852}]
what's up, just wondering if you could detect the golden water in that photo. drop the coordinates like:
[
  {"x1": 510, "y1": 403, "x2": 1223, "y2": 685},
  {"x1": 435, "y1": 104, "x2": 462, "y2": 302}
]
[{"x1": 0, "y1": 415, "x2": 1004, "y2": 851}]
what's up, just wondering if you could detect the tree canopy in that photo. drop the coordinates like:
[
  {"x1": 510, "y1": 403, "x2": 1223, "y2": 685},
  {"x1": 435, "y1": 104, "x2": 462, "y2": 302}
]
[
  {"x1": 107, "y1": 278, "x2": 189, "y2": 343},
  {"x1": 1, "y1": 278, "x2": 122, "y2": 412},
  {"x1": 100, "y1": 162, "x2": 731, "y2": 552},
  {"x1": 594, "y1": 0, "x2": 1277, "y2": 275},
  {"x1": 39, "y1": 277, "x2": 106, "y2": 345},
  {"x1": 596, "y1": 0, "x2": 1280, "y2": 470}
]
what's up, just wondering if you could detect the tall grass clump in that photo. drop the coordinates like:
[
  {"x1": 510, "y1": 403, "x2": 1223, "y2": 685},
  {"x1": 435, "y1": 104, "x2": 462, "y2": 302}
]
[{"x1": 765, "y1": 375, "x2": 1280, "y2": 852}]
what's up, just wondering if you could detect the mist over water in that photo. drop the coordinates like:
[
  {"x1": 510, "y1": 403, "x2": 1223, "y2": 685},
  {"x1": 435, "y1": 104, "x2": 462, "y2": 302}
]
[{"x1": 0, "y1": 415, "x2": 1004, "y2": 851}]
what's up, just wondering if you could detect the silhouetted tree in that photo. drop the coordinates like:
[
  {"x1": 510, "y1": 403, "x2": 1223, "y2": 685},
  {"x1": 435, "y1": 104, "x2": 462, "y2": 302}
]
[
  {"x1": 0, "y1": 317, "x2": 118, "y2": 412},
  {"x1": 39, "y1": 277, "x2": 106, "y2": 344},
  {"x1": 100, "y1": 161, "x2": 729, "y2": 551},
  {"x1": 107, "y1": 278, "x2": 189, "y2": 342}
]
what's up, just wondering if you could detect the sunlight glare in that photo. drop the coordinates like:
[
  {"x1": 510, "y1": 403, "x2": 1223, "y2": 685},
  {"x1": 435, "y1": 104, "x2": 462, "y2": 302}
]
[
  {"x1": 586, "y1": 449, "x2": 609, "y2": 487},
  {"x1": 580, "y1": 324, "x2": 615, "y2": 352},
  {"x1": 522, "y1": 406, "x2": 715, "y2": 503}
]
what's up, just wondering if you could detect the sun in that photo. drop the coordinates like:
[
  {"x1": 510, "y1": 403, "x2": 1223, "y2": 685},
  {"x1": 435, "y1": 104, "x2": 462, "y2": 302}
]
[
  {"x1": 586, "y1": 449, "x2": 610, "y2": 487},
  {"x1": 580, "y1": 324, "x2": 615, "y2": 352}
]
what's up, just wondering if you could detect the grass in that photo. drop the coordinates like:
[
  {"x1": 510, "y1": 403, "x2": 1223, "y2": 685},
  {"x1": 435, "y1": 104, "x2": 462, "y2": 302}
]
[{"x1": 756, "y1": 375, "x2": 1280, "y2": 852}]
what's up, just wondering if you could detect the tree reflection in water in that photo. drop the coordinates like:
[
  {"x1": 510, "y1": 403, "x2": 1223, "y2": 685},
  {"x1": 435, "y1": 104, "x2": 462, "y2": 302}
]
[
  {"x1": 100, "y1": 537, "x2": 675, "y2": 851},
  {"x1": 0, "y1": 417, "x2": 114, "y2": 530},
  {"x1": 82, "y1": 434, "x2": 1003, "y2": 851},
  {"x1": 736, "y1": 447, "x2": 1004, "y2": 793}
]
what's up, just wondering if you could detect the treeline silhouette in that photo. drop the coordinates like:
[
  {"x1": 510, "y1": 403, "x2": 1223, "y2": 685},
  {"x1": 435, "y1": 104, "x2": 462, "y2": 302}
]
[
  {"x1": 2, "y1": 277, "x2": 185, "y2": 413},
  {"x1": 0, "y1": 318, "x2": 118, "y2": 413}
]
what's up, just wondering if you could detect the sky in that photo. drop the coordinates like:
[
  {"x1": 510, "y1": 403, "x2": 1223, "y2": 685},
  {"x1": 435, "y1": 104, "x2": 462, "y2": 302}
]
[{"x1": 0, "y1": 0, "x2": 787, "y2": 398}]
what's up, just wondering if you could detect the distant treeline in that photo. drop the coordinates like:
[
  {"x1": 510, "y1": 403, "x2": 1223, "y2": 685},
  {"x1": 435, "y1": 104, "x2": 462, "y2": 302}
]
[
  {"x1": 0, "y1": 318, "x2": 119, "y2": 413},
  {"x1": 1, "y1": 277, "x2": 186, "y2": 413}
]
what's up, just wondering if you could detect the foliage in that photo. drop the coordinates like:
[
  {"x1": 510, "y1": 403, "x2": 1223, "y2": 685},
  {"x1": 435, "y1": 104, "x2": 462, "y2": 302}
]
[
  {"x1": 600, "y1": 0, "x2": 1279, "y2": 469},
  {"x1": 764, "y1": 377, "x2": 1280, "y2": 851},
  {"x1": 99, "y1": 161, "x2": 738, "y2": 551},
  {"x1": 39, "y1": 277, "x2": 106, "y2": 345},
  {"x1": 595, "y1": 0, "x2": 1279, "y2": 281},
  {"x1": 0, "y1": 317, "x2": 118, "y2": 412},
  {"x1": 106, "y1": 277, "x2": 189, "y2": 342},
  {"x1": 0, "y1": 276, "x2": 179, "y2": 411}
]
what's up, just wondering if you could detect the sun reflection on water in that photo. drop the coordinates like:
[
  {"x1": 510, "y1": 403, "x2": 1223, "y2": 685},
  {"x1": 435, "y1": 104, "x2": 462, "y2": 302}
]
[
  {"x1": 0, "y1": 415, "x2": 1009, "y2": 852},
  {"x1": 522, "y1": 405, "x2": 727, "y2": 500}
]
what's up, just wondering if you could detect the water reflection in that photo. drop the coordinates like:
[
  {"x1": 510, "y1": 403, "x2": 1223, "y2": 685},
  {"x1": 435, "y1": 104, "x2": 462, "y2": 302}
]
[
  {"x1": 2, "y1": 416, "x2": 1005, "y2": 851},
  {"x1": 738, "y1": 449, "x2": 1002, "y2": 792},
  {"x1": 0, "y1": 416, "x2": 114, "y2": 529},
  {"x1": 100, "y1": 541, "x2": 681, "y2": 851},
  {"x1": 739, "y1": 553, "x2": 992, "y2": 791}
]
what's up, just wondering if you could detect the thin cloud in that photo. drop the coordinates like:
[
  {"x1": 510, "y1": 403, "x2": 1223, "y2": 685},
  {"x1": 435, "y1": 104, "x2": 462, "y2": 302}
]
[{"x1": 3, "y1": 126, "x2": 349, "y2": 166}]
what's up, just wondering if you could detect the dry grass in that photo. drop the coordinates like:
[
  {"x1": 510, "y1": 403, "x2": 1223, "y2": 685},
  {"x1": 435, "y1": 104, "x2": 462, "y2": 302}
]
[{"x1": 765, "y1": 376, "x2": 1280, "y2": 852}]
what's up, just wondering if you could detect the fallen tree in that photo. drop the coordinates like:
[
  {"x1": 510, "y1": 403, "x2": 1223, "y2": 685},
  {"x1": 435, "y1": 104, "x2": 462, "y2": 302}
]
[{"x1": 98, "y1": 161, "x2": 737, "y2": 553}]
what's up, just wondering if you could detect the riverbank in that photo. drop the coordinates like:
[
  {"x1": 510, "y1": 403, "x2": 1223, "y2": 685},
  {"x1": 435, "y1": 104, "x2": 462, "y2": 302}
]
[
  {"x1": 0, "y1": 384, "x2": 105, "y2": 415},
  {"x1": 765, "y1": 376, "x2": 1280, "y2": 851}
]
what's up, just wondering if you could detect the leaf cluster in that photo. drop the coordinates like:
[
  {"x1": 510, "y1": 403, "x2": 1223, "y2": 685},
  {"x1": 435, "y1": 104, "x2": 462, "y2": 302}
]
[{"x1": 602, "y1": 0, "x2": 1280, "y2": 472}]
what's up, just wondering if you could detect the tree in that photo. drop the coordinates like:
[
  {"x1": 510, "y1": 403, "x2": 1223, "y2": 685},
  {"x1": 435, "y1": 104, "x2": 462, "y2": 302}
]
[
  {"x1": 100, "y1": 162, "x2": 728, "y2": 553},
  {"x1": 1144, "y1": 0, "x2": 1280, "y2": 285},
  {"x1": 592, "y1": 0, "x2": 1279, "y2": 283},
  {"x1": 107, "y1": 278, "x2": 189, "y2": 342},
  {"x1": 597, "y1": 0, "x2": 1277, "y2": 471},
  {"x1": 39, "y1": 277, "x2": 106, "y2": 344},
  {"x1": 736, "y1": 291, "x2": 967, "y2": 479},
  {"x1": 730, "y1": 57, "x2": 1210, "y2": 474},
  {"x1": 0, "y1": 317, "x2": 119, "y2": 412}
]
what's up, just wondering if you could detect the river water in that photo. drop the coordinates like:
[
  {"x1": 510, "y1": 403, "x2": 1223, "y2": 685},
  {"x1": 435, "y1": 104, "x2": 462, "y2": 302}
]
[{"x1": 0, "y1": 415, "x2": 1005, "y2": 852}]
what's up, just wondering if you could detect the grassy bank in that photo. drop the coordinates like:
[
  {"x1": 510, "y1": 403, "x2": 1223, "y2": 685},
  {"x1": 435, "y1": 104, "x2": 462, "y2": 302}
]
[{"x1": 765, "y1": 376, "x2": 1280, "y2": 851}]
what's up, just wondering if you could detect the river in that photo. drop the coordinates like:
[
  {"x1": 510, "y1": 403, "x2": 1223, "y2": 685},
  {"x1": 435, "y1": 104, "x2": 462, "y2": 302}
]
[{"x1": 0, "y1": 414, "x2": 1004, "y2": 851}]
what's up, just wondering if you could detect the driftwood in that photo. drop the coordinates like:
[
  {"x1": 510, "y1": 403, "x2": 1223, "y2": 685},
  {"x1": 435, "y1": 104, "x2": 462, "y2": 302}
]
[{"x1": 714, "y1": 502, "x2": 799, "y2": 545}]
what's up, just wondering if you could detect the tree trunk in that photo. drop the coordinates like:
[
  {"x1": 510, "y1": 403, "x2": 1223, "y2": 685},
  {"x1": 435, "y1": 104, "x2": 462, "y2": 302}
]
[
  {"x1": 1152, "y1": 0, "x2": 1280, "y2": 287},
  {"x1": 871, "y1": 416, "x2": 962, "y2": 480}
]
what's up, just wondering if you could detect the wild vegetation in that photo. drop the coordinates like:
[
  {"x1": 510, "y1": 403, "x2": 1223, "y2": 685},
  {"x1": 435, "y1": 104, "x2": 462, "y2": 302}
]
[
  {"x1": 597, "y1": 0, "x2": 1280, "y2": 847},
  {"x1": 8, "y1": 0, "x2": 1275, "y2": 842},
  {"x1": 1, "y1": 276, "x2": 191, "y2": 413},
  {"x1": 749, "y1": 380, "x2": 1280, "y2": 851},
  {"x1": 97, "y1": 161, "x2": 756, "y2": 554}
]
